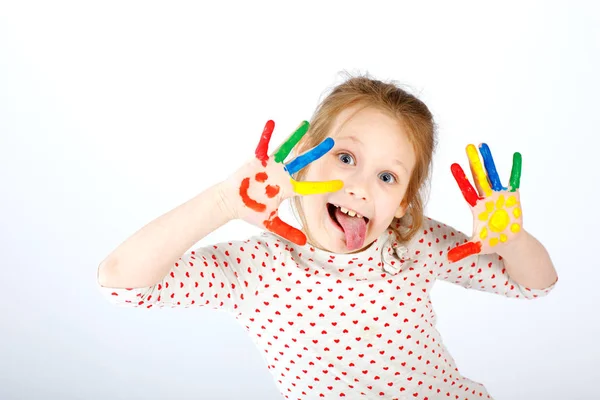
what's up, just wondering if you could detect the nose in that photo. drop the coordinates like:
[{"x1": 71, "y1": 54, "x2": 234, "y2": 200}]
[{"x1": 344, "y1": 186, "x2": 368, "y2": 201}]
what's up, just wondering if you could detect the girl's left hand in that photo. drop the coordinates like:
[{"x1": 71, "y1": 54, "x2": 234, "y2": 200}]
[{"x1": 447, "y1": 143, "x2": 524, "y2": 262}]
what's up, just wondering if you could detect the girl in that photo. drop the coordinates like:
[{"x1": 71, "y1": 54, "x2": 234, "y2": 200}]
[{"x1": 97, "y1": 74, "x2": 558, "y2": 399}]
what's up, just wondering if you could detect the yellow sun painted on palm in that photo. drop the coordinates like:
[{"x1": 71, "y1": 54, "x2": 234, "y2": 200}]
[
  {"x1": 448, "y1": 143, "x2": 524, "y2": 262},
  {"x1": 477, "y1": 194, "x2": 522, "y2": 247}
]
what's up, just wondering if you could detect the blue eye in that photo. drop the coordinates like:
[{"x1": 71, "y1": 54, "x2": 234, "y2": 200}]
[
  {"x1": 338, "y1": 153, "x2": 355, "y2": 165},
  {"x1": 379, "y1": 172, "x2": 396, "y2": 184}
]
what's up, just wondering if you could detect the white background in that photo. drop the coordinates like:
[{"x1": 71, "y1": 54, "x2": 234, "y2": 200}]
[{"x1": 1, "y1": 1, "x2": 599, "y2": 399}]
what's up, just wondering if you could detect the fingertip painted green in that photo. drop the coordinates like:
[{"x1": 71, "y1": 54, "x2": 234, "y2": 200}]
[
  {"x1": 274, "y1": 121, "x2": 310, "y2": 163},
  {"x1": 509, "y1": 152, "x2": 522, "y2": 191}
]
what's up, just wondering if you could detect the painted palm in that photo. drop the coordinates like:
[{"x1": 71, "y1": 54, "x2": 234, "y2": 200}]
[
  {"x1": 231, "y1": 120, "x2": 343, "y2": 246},
  {"x1": 448, "y1": 143, "x2": 523, "y2": 262}
]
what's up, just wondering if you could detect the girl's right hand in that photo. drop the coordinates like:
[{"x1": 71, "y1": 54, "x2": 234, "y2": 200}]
[{"x1": 219, "y1": 120, "x2": 343, "y2": 246}]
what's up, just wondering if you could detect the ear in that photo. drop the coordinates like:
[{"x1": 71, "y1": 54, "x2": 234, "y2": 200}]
[{"x1": 394, "y1": 198, "x2": 409, "y2": 219}]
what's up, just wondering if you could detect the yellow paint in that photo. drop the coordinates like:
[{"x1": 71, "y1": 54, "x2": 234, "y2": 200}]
[
  {"x1": 496, "y1": 195, "x2": 505, "y2": 208},
  {"x1": 466, "y1": 144, "x2": 493, "y2": 197},
  {"x1": 291, "y1": 178, "x2": 343, "y2": 195},
  {"x1": 464, "y1": 145, "x2": 524, "y2": 249},
  {"x1": 489, "y1": 209, "x2": 509, "y2": 232},
  {"x1": 479, "y1": 227, "x2": 488, "y2": 240}
]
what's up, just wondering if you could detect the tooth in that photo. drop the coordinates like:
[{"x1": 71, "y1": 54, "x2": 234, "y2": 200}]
[
  {"x1": 347, "y1": 210, "x2": 356, "y2": 217},
  {"x1": 340, "y1": 207, "x2": 349, "y2": 214},
  {"x1": 356, "y1": 213, "x2": 362, "y2": 219}
]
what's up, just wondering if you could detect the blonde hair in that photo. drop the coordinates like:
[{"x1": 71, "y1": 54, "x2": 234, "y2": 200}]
[{"x1": 291, "y1": 71, "x2": 437, "y2": 244}]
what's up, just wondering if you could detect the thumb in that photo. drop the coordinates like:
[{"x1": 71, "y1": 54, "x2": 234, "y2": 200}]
[
  {"x1": 447, "y1": 240, "x2": 482, "y2": 263},
  {"x1": 263, "y1": 211, "x2": 307, "y2": 246}
]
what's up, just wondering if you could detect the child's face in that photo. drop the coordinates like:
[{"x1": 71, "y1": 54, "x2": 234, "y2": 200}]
[{"x1": 300, "y1": 105, "x2": 417, "y2": 253}]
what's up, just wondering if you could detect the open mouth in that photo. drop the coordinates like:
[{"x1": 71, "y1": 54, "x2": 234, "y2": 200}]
[
  {"x1": 327, "y1": 203, "x2": 370, "y2": 250},
  {"x1": 327, "y1": 203, "x2": 369, "y2": 229}
]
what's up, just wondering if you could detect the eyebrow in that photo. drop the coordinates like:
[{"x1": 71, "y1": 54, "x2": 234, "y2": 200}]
[
  {"x1": 338, "y1": 135, "x2": 363, "y2": 146},
  {"x1": 337, "y1": 135, "x2": 408, "y2": 174}
]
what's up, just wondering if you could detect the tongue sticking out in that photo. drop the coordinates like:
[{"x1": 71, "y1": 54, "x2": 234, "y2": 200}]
[{"x1": 335, "y1": 208, "x2": 367, "y2": 251}]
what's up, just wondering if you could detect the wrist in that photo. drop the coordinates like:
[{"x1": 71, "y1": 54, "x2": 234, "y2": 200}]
[
  {"x1": 216, "y1": 180, "x2": 240, "y2": 221},
  {"x1": 495, "y1": 228, "x2": 529, "y2": 258}
]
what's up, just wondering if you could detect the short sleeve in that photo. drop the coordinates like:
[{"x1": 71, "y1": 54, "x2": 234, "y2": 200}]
[
  {"x1": 422, "y1": 217, "x2": 557, "y2": 299},
  {"x1": 97, "y1": 234, "x2": 277, "y2": 312}
]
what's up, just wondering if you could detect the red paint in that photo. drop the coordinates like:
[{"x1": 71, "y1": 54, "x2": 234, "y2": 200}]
[
  {"x1": 256, "y1": 120, "x2": 274, "y2": 167},
  {"x1": 264, "y1": 215, "x2": 307, "y2": 245},
  {"x1": 447, "y1": 241, "x2": 482, "y2": 262},
  {"x1": 240, "y1": 177, "x2": 266, "y2": 212},
  {"x1": 451, "y1": 163, "x2": 479, "y2": 207},
  {"x1": 265, "y1": 184, "x2": 280, "y2": 198},
  {"x1": 255, "y1": 172, "x2": 268, "y2": 182}
]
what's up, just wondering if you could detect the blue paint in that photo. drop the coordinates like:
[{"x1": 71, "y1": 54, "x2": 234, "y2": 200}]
[
  {"x1": 479, "y1": 143, "x2": 504, "y2": 191},
  {"x1": 284, "y1": 137, "x2": 334, "y2": 175}
]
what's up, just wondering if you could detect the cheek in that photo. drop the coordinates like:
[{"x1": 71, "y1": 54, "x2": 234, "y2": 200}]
[
  {"x1": 302, "y1": 156, "x2": 336, "y2": 181},
  {"x1": 302, "y1": 193, "x2": 327, "y2": 216},
  {"x1": 375, "y1": 190, "x2": 405, "y2": 220}
]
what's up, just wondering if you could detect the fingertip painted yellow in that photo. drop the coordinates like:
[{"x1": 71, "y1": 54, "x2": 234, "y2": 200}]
[{"x1": 466, "y1": 144, "x2": 493, "y2": 197}]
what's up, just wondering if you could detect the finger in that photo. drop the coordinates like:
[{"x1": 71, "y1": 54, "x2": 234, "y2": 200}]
[
  {"x1": 284, "y1": 137, "x2": 334, "y2": 175},
  {"x1": 290, "y1": 178, "x2": 343, "y2": 196},
  {"x1": 478, "y1": 143, "x2": 504, "y2": 191},
  {"x1": 450, "y1": 163, "x2": 480, "y2": 207},
  {"x1": 255, "y1": 120, "x2": 275, "y2": 165},
  {"x1": 466, "y1": 144, "x2": 493, "y2": 197},
  {"x1": 447, "y1": 241, "x2": 482, "y2": 263},
  {"x1": 263, "y1": 212, "x2": 307, "y2": 245},
  {"x1": 468, "y1": 162, "x2": 486, "y2": 197},
  {"x1": 273, "y1": 121, "x2": 310, "y2": 163},
  {"x1": 508, "y1": 152, "x2": 522, "y2": 192}
]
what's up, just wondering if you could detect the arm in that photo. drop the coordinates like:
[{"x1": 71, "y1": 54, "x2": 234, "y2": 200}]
[
  {"x1": 433, "y1": 143, "x2": 558, "y2": 298},
  {"x1": 96, "y1": 181, "x2": 273, "y2": 311},
  {"x1": 97, "y1": 181, "x2": 235, "y2": 289},
  {"x1": 97, "y1": 119, "x2": 343, "y2": 308},
  {"x1": 429, "y1": 217, "x2": 557, "y2": 299},
  {"x1": 98, "y1": 233, "x2": 276, "y2": 310},
  {"x1": 495, "y1": 228, "x2": 558, "y2": 290}
]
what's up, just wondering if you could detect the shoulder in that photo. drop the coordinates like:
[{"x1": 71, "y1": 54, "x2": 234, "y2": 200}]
[
  {"x1": 405, "y1": 215, "x2": 469, "y2": 250},
  {"x1": 191, "y1": 232, "x2": 285, "y2": 263}
]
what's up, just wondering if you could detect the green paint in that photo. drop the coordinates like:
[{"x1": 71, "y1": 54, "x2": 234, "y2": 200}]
[
  {"x1": 274, "y1": 121, "x2": 309, "y2": 163},
  {"x1": 509, "y1": 152, "x2": 522, "y2": 191}
]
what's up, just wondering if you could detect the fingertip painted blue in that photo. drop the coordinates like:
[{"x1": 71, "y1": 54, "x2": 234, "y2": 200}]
[
  {"x1": 479, "y1": 143, "x2": 503, "y2": 191},
  {"x1": 284, "y1": 137, "x2": 335, "y2": 175}
]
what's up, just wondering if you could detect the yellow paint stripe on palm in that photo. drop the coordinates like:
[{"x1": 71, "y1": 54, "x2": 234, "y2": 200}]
[
  {"x1": 291, "y1": 178, "x2": 343, "y2": 195},
  {"x1": 466, "y1": 144, "x2": 493, "y2": 197}
]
